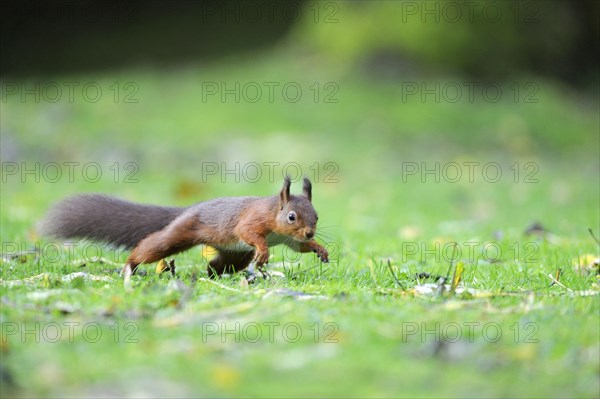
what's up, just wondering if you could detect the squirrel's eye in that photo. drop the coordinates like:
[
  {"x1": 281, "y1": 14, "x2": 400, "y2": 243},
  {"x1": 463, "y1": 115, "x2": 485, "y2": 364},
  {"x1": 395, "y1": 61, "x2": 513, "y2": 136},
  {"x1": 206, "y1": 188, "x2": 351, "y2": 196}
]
[{"x1": 287, "y1": 211, "x2": 296, "y2": 223}]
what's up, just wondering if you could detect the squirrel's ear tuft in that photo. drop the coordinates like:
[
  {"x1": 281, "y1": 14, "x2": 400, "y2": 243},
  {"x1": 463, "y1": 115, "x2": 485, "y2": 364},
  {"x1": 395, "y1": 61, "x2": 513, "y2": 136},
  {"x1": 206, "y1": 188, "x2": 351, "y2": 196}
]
[
  {"x1": 280, "y1": 176, "x2": 291, "y2": 208},
  {"x1": 302, "y1": 177, "x2": 312, "y2": 202}
]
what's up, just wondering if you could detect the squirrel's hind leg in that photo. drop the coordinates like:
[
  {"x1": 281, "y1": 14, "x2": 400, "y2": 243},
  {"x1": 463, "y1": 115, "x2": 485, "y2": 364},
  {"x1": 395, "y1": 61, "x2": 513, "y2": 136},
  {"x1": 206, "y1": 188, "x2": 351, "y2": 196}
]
[
  {"x1": 124, "y1": 216, "x2": 203, "y2": 276},
  {"x1": 207, "y1": 251, "x2": 254, "y2": 278}
]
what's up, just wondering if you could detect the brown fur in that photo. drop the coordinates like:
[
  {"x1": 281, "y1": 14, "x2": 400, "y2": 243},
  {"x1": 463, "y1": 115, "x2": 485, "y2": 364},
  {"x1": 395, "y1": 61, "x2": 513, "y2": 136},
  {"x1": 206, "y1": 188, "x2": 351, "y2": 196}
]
[{"x1": 41, "y1": 178, "x2": 328, "y2": 278}]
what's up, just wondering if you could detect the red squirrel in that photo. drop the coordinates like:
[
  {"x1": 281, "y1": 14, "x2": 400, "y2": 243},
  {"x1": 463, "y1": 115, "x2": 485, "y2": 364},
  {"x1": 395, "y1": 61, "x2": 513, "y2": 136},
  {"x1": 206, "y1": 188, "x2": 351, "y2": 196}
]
[{"x1": 39, "y1": 177, "x2": 329, "y2": 278}]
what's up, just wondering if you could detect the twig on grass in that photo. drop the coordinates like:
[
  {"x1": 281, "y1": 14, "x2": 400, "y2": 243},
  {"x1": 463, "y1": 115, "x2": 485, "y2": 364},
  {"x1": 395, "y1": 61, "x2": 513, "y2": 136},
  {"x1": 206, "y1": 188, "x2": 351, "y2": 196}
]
[
  {"x1": 548, "y1": 268, "x2": 562, "y2": 288},
  {"x1": 547, "y1": 273, "x2": 573, "y2": 292}
]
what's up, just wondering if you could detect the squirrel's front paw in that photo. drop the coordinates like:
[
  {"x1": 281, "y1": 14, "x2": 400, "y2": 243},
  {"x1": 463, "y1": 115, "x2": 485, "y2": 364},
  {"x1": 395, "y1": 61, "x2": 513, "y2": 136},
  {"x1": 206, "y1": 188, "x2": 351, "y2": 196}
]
[
  {"x1": 253, "y1": 249, "x2": 269, "y2": 265},
  {"x1": 314, "y1": 245, "x2": 329, "y2": 263}
]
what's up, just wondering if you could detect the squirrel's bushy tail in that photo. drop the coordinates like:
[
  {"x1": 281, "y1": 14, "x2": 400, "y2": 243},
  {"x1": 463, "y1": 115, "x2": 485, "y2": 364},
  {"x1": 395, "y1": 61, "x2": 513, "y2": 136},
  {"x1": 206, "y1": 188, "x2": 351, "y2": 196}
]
[{"x1": 39, "y1": 194, "x2": 187, "y2": 249}]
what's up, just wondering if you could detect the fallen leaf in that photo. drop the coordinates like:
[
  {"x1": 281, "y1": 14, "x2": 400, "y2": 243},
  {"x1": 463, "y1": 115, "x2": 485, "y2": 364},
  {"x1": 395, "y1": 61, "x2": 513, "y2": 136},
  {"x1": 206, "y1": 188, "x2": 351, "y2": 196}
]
[
  {"x1": 573, "y1": 254, "x2": 600, "y2": 276},
  {"x1": 212, "y1": 363, "x2": 240, "y2": 388},
  {"x1": 156, "y1": 259, "x2": 168, "y2": 274},
  {"x1": 201, "y1": 246, "x2": 218, "y2": 261},
  {"x1": 451, "y1": 261, "x2": 464, "y2": 293}
]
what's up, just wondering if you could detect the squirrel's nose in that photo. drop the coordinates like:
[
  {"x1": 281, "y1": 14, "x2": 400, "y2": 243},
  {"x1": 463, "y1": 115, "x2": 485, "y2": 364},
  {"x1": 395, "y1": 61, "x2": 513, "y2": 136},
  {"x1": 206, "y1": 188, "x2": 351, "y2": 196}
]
[{"x1": 305, "y1": 230, "x2": 314, "y2": 239}]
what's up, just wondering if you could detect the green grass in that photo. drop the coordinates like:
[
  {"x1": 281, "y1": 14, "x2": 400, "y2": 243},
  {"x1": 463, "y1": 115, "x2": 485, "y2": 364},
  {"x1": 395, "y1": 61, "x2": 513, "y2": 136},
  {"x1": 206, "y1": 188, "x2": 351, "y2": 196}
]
[{"x1": 1, "y1": 52, "x2": 599, "y2": 398}]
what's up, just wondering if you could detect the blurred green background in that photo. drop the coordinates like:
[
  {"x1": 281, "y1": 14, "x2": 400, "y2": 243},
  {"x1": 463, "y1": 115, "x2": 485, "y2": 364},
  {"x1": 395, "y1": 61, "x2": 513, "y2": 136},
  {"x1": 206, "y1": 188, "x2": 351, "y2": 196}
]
[
  {"x1": 1, "y1": 1, "x2": 599, "y2": 398},
  {"x1": 2, "y1": 0, "x2": 598, "y2": 237}
]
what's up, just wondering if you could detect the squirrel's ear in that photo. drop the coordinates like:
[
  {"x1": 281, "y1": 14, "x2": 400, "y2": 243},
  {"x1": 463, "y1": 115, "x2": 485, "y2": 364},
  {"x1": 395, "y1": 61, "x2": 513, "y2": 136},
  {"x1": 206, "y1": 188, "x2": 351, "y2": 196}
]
[
  {"x1": 302, "y1": 177, "x2": 312, "y2": 202},
  {"x1": 280, "y1": 176, "x2": 291, "y2": 208}
]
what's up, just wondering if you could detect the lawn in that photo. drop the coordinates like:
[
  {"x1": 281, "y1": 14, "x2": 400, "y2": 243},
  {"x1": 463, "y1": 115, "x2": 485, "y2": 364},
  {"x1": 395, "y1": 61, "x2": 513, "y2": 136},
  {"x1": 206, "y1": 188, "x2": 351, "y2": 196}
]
[{"x1": 1, "y1": 52, "x2": 599, "y2": 398}]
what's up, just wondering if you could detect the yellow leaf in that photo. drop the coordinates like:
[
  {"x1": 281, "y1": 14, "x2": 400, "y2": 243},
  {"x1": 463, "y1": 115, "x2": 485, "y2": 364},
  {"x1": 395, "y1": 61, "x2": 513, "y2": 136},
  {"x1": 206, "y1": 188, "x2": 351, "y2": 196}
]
[
  {"x1": 451, "y1": 262, "x2": 464, "y2": 293},
  {"x1": 573, "y1": 254, "x2": 600, "y2": 276},
  {"x1": 156, "y1": 259, "x2": 168, "y2": 274},
  {"x1": 212, "y1": 363, "x2": 240, "y2": 388},
  {"x1": 201, "y1": 246, "x2": 218, "y2": 261},
  {"x1": 41, "y1": 273, "x2": 52, "y2": 289}
]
